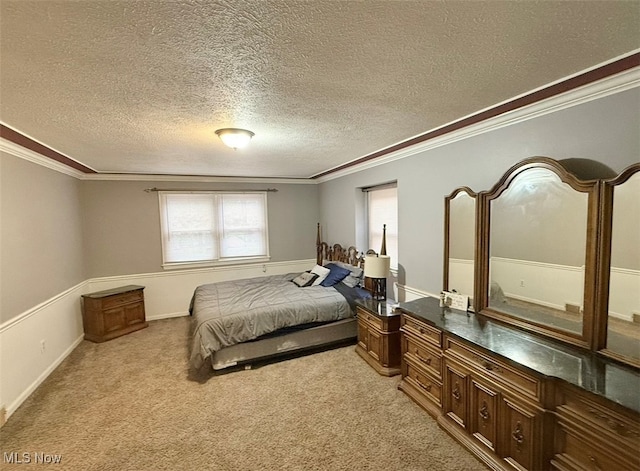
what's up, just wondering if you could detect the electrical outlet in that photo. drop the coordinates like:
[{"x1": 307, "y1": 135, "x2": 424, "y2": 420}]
[
  {"x1": 40, "y1": 339, "x2": 46, "y2": 354},
  {"x1": 520, "y1": 280, "x2": 525, "y2": 287}
]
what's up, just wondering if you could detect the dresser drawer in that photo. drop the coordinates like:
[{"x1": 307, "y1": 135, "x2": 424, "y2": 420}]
[
  {"x1": 558, "y1": 396, "x2": 640, "y2": 446},
  {"x1": 555, "y1": 392, "x2": 640, "y2": 470},
  {"x1": 405, "y1": 361, "x2": 442, "y2": 406},
  {"x1": 401, "y1": 314, "x2": 442, "y2": 347},
  {"x1": 101, "y1": 290, "x2": 144, "y2": 309},
  {"x1": 403, "y1": 333, "x2": 442, "y2": 380},
  {"x1": 356, "y1": 307, "x2": 383, "y2": 330},
  {"x1": 555, "y1": 428, "x2": 637, "y2": 471},
  {"x1": 444, "y1": 336, "x2": 541, "y2": 401}
]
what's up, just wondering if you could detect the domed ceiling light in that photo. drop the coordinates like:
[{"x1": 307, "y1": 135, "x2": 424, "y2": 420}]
[{"x1": 215, "y1": 128, "x2": 255, "y2": 149}]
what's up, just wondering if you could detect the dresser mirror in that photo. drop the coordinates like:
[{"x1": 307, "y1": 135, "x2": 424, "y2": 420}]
[
  {"x1": 604, "y1": 165, "x2": 640, "y2": 365},
  {"x1": 443, "y1": 187, "x2": 476, "y2": 304},
  {"x1": 478, "y1": 158, "x2": 599, "y2": 347}
]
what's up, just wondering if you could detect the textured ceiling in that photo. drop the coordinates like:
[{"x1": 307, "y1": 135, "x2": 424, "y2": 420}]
[{"x1": 1, "y1": 1, "x2": 639, "y2": 178}]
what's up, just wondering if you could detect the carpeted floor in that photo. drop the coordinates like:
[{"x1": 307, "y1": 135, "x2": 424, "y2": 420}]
[{"x1": 1, "y1": 317, "x2": 486, "y2": 470}]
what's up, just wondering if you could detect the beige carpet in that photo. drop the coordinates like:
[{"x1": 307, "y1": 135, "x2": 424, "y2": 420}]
[{"x1": 1, "y1": 317, "x2": 486, "y2": 470}]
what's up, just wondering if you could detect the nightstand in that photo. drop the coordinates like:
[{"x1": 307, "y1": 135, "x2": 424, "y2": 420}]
[
  {"x1": 355, "y1": 298, "x2": 401, "y2": 376},
  {"x1": 81, "y1": 285, "x2": 148, "y2": 342}
]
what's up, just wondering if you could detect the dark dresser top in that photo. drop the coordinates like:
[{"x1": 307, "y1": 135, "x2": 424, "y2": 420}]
[
  {"x1": 355, "y1": 298, "x2": 400, "y2": 318},
  {"x1": 397, "y1": 296, "x2": 640, "y2": 413},
  {"x1": 82, "y1": 285, "x2": 145, "y2": 299}
]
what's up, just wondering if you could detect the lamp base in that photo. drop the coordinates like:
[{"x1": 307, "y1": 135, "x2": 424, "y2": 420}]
[{"x1": 371, "y1": 278, "x2": 387, "y2": 301}]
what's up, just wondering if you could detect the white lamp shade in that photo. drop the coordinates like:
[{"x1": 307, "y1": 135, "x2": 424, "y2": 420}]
[
  {"x1": 364, "y1": 255, "x2": 391, "y2": 278},
  {"x1": 215, "y1": 128, "x2": 254, "y2": 149}
]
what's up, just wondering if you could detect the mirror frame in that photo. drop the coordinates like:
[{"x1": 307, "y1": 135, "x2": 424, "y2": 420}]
[
  {"x1": 443, "y1": 186, "x2": 478, "y2": 301},
  {"x1": 596, "y1": 162, "x2": 640, "y2": 367},
  {"x1": 476, "y1": 157, "x2": 601, "y2": 349}
]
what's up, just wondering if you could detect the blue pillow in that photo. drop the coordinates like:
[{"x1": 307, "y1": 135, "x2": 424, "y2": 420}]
[{"x1": 320, "y1": 263, "x2": 352, "y2": 287}]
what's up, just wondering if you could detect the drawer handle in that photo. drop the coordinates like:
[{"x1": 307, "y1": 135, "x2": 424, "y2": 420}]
[
  {"x1": 419, "y1": 327, "x2": 426, "y2": 334},
  {"x1": 414, "y1": 349, "x2": 432, "y2": 365},
  {"x1": 452, "y1": 382, "x2": 461, "y2": 401},
  {"x1": 512, "y1": 421, "x2": 524, "y2": 450},
  {"x1": 416, "y1": 376, "x2": 432, "y2": 392},
  {"x1": 479, "y1": 401, "x2": 490, "y2": 422},
  {"x1": 588, "y1": 455, "x2": 603, "y2": 471},
  {"x1": 482, "y1": 361, "x2": 493, "y2": 371}
]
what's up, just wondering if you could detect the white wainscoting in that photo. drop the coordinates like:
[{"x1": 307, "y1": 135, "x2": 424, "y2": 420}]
[
  {"x1": 0, "y1": 282, "x2": 87, "y2": 421},
  {"x1": 0, "y1": 258, "x2": 315, "y2": 423},
  {"x1": 448, "y1": 258, "x2": 474, "y2": 299},
  {"x1": 490, "y1": 257, "x2": 585, "y2": 311},
  {"x1": 609, "y1": 267, "x2": 640, "y2": 321},
  {"x1": 396, "y1": 284, "x2": 438, "y2": 303}
]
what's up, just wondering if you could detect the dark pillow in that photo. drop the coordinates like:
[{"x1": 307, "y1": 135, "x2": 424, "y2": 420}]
[
  {"x1": 292, "y1": 272, "x2": 319, "y2": 287},
  {"x1": 328, "y1": 260, "x2": 364, "y2": 288},
  {"x1": 320, "y1": 263, "x2": 352, "y2": 287}
]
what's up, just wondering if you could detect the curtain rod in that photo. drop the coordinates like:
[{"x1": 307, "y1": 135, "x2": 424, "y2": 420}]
[{"x1": 143, "y1": 187, "x2": 278, "y2": 193}]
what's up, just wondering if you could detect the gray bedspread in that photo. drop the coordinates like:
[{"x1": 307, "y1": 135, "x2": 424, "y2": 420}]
[{"x1": 189, "y1": 273, "x2": 353, "y2": 369}]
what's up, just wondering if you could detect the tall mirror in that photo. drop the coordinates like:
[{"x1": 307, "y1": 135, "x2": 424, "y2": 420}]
[
  {"x1": 480, "y1": 158, "x2": 599, "y2": 346},
  {"x1": 444, "y1": 187, "x2": 476, "y2": 305},
  {"x1": 604, "y1": 165, "x2": 640, "y2": 365}
]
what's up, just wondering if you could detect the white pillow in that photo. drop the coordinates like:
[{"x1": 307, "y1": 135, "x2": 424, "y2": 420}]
[{"x1": 310, "y1": 264, "x2": 331, "y2": 286}]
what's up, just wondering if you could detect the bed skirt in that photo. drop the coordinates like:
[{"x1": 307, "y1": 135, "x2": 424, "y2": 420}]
[{"x1": 210, "y1": 317, "x2": 357, "y2": 370}]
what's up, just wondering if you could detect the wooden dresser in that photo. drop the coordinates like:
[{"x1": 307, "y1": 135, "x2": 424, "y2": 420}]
[
  {"x1": 355, "y1": 298, "x2": 401, "y2": 376},
  {"x1": 81, "y1": 285, "x2": 148, "y2": 342},
  {"x1": 397, "y1": 296, "x2": 640, "y2": 471}
]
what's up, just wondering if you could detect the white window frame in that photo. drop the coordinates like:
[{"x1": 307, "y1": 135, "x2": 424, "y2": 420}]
[
  {"x1": 158, "y1": 191, "x2": 270, "y2": 270},
  {"x1": 364, "y1": 182, "x2": 398, "y2": 270}
]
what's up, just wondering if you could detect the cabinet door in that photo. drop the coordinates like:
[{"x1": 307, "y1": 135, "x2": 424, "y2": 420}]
[
  {"x1": 501, "y1": 396, "x2": 540, "y2": 471},
  {"x1": 357, "y1": 318, "x2": 369, "y2": 351},
  {"x1": 103, "y1": 306, "x2": 126, "y2": 333},
  {"x1": 124, "y1": 302, "x2": 145, "y2": 326},
  {"x1": 444, "y1": 360, "x2": 469, "y2": 430},
  {"x1": 367, "y1": 327, "x2": 382, "y2": 362},
  {"x1": 470, "y1": 376, "x2": 500, "y2": 454}
]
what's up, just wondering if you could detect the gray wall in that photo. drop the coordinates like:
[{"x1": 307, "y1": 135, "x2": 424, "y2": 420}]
[
  {"x1": 318, "y1": 88, "x2": 640, "y2": 295},
  {"x1": 1, "y1": 152, "x2": 86, "y2": 322},
  {"x1": 1, "y1": 155, "x2": 319, "y2": 322},
  {"x1": 81, "y1": 180, "x2": 319, "y2": 278}
]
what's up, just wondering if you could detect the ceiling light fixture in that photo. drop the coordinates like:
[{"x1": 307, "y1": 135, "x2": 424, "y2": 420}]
[{"x1": 215, "y1": 128, "x2": 255, "y2": 149}]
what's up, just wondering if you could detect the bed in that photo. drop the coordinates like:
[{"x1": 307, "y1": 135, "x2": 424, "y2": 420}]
[{"x1": 189, "y1": 225, "x2": 372, "y2": 372}]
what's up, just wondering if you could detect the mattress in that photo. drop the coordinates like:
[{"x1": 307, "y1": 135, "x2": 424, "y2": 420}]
[{"x1": 189, "y1": 273, "x2": 360, "y2": 370}]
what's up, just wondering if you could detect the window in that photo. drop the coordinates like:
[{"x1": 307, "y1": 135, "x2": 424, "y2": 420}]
[
  {"x1": 365, "y1": 183, "x2": 398, "y2": 269},
  {"x1": 159, "y1": 192, "x2": 269, "y2": 268}
]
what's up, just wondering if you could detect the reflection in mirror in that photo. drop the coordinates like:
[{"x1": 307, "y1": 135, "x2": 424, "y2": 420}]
[
  {"x1": 488, "y1": 168, "x2": 587, "y2": 335},
  {"x1": 447, "y1": 190, "x2": 476, "y2": 302},
  {"x1": 606, "y1": 171, "x2": 640, "y2": 362}
]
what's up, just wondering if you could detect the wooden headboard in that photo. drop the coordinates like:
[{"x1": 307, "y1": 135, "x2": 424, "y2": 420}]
[{"x1": 315, "y1": 223, "x2": 378, "y2": 267}]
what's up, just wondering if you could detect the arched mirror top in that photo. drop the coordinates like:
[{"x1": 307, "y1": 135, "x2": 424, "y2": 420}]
[
  {"x1": 479, "y1": 157, "x2": 601, "y2": 348},
  {"x1": 485, "y1": 157, "x2": 600, "y2": 202},
  {"x1": 604, "y1": 161, "x2": 640, "y2": 187},
  {"x1": 446, "y1": 186, "x2": 478, "y2": 201},
  {"x1": 444, "y1": 186, "x2": 477, "y2": 302}
]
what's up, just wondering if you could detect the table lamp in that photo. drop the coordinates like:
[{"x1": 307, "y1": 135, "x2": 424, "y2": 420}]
[{"x1": 364, "y1": 254, "x2": 391, "y2": 300}]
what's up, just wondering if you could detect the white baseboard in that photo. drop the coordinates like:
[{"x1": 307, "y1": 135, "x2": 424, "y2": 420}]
[
  {"x1": 147, "y1": 311, "x2": 190, "y2": 321},
  {"x1": 6, "y1": 334, "x2": 84, "y2": 419},
  {"x1": 0, "y1": 281, "x2": 87, "y2": 422}
]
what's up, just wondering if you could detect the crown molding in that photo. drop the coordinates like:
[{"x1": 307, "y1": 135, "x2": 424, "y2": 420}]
[
  {"x1": 0, "y1": 138, "x2": 86, "y2": 179},
  {"x1": 314, "y1": 64, "x2": 640, "y2": 183},
  {"x1": 80, "y1": 173, "x2": 317, "y2": 185}
]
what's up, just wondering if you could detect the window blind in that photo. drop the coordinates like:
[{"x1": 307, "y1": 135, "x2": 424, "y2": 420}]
[
  {"x1": 367, "y1": 184, "x2": 398, "y2": 268},
  {"x1": 159, "y1": 192, "x2": 268, "y2": 266}
]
